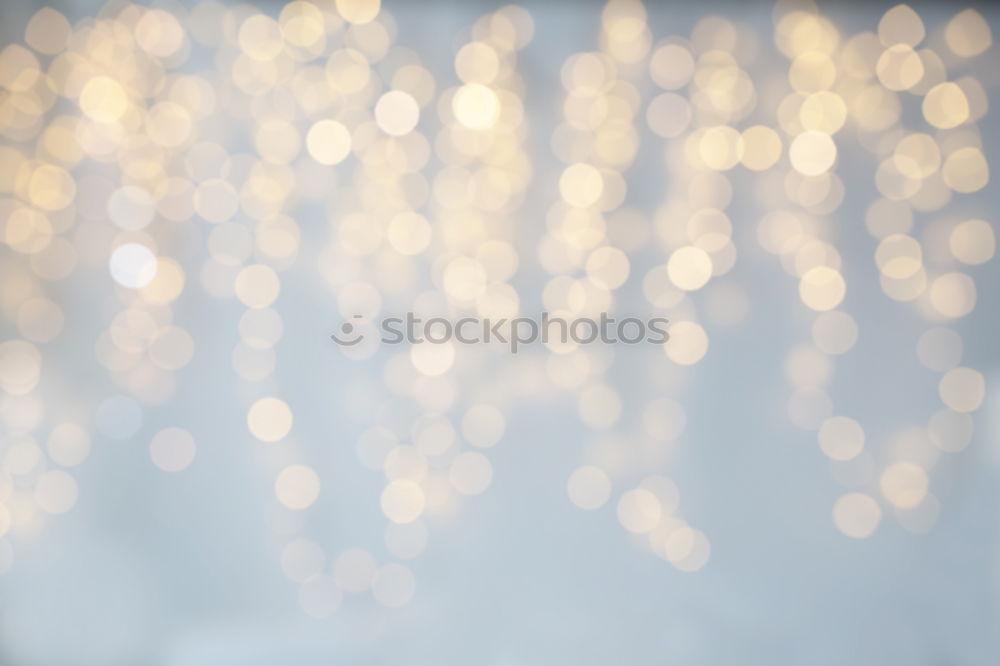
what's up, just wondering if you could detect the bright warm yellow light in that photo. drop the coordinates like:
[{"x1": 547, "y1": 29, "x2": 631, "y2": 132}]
[
  {"x1": 247, "y1": 397, "x2": 293, "y2": 442},
  {"x1": 452, "y1": 83, "x2": 501, "y2": 130}
]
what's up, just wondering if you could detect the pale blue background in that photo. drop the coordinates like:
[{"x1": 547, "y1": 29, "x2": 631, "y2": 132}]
[{"x1": 1, "y1": 1, "x2": 999, "y2": 665}]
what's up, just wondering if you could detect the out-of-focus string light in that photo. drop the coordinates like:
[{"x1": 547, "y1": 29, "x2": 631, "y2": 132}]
[{"x1": 765, "y1": 2, "x2": 993, "y2": 538}]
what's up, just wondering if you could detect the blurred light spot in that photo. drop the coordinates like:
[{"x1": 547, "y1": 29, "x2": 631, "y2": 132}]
[
  {"x1": 928, "y1": 272, "x2": 975, "y2": 318},
  {"x1": 275, "y1": 464, "x2": 320, "y2": 509},
  {"x1": 386, "y1": 211, "x2": 432, "y2": 255},
  {"x1": 878, "y1": 4, "x2": 924, "y2": 47},
  {"x1": 942, "y1": 147, "x2": 988, "y2": 193},
  {"x1": 879, "y1": 461, "x2": 928, "y2": 509},
  {"x1": 799, "y1": 266, "x2": 845, "y2": 311},
  {"x1": 811, "y1": 311, "x2": 857, "y2": 355},
  {"x1": 664, "y1": 526, "x2": 711, "y2": 572},
  {"x1": 375, "y1": 90, "x2": 420, "y2": 136},
  {"x1": 949, "y1": 219, "x2": 994, "y2": 265},
  {"x1": 107, "y1": 186, "x2": 156, "y2": 231},
  {"x1": 567, "y1": 465, "x2": 611, "y2": 510},
  {"x1": 818, "y1": 416, "x2": 865, "y2": 461},
  {"x1": 927, "y1": 408, "x2": 973, "y2": 452},
  {"x1": 559, "y1": 163, "x2": 603, "y2": 208},
  {"x1": 134, "y1": 9, "x2": 185, "y2": 58},
  {"x1": 193, "y1": 179, "x2": 239, "y2": 222},
  {"x1": 410, "y1": 342, "x2": 454, "y2": 376},
  {"x1": 922, "y1": 82, "x2": 969, "y2": 130},
  {"x1": 945, "y1": 9, "x2": 991, "y2": 57},
  {"x1": 247, "y1": 397, "x2": 293, "y2": 442},
  {"x1": 698, "y1": 126, "x2": 741, "y2": 171},
  {"x1": 650, "y1": 43, "x2": 694, "y2": 90},
  {"x1": 235, "y1": 264, "x2": 280, "y2": 308},
  {"x1": 0, "y1": 339, "x2": 40, "y2": 395},
  {"x1": 110, "y1": 243, "x2": 158, "y2": 289},
  {"x1": 46, "y1": 423, "x2": 90, "y2": 467},
  {"x1": 876, "y1": 44, "x2": 923, "y2": 91},
  {"x1": 667, "y1": 246, "x2": 712, "y2": 291},
  {"x1": 789, "y1": 131, "x2": 836, "y2": 176},
  {"x1": 664, "y1": 320, "x2": 708, "y2": 365},
  {"x1": 336, "y1": 0, "x2": 381, "y2": 25},
  {"x1": 24, "y1": 8, "x2": 70, "y2": 55},
  {"x1": 34, "y1": 470, "x2": 77, "y2": 514},
  {"x1": 461, "y1": 404, "x2": 505, "y2": 448},
  {"x1": 149, "y1": 427, "x2": 196, "y2": 472},
  {"x1": 381, "y1": 479, "x2": 425, "y2": 523},
  {"x1": 617, "y1": 488, "x2": 661, "y2": 533},
  {"x1": 79, "y1": 76, "x2": 128, "y2": 122},
  {"x1": 452, "y1": 83, "x2": 501, "y2": 130},
  {"x1": 739, "y1": 125, "x2": 782, "y2": 171},
  {"x1": 646, "y1": 93, "x2": 691, "y2": 138},
  {"x1": 938, "y1": 367, "x2": 985, "y2": 413},
  {"x1": 832, "y1": 492, "x2": 881, "y2": 538},
  {"x1": 306, "y1": 120, "x2": 352, "y2": 165},
  {"x1": 916, "y1": 327, "x2": 962, "y2": 371}
]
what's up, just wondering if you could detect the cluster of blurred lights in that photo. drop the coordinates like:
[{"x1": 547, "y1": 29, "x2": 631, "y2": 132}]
[
  {"x1": 236, "y1": 1, "x2": 533, "y2": 614},
  {"x1": 0, "y1": 0, "x2": 994, "y2": 609},
  {"x1": 762, "y1": 3, "x2": 993, "y2": 539}
]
